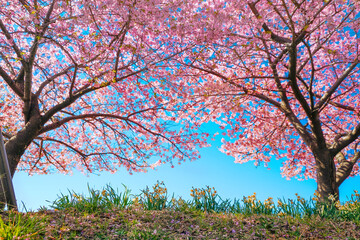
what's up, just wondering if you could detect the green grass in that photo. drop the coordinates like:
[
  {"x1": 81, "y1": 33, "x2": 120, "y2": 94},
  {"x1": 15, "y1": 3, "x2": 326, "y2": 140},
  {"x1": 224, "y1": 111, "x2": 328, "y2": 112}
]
[
  {"x1": 0, "y1": 210, "x2": 46, "y2": 239},
  {"x1": 1, "y1": 181, "x2": 360, "y2": 239}
]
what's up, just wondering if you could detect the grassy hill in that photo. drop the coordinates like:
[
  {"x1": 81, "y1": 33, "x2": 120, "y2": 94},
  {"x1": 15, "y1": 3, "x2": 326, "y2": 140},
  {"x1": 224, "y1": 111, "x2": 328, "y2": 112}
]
[{"x1": 1, "y1": 182, "x2": 360, "y2": 239}]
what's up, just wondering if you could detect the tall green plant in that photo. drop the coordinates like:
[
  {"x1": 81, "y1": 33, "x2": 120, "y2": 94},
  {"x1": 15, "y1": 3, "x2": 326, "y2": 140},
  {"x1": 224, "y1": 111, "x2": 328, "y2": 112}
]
[{"x1": 0, "y1": 211, "x2": 45, "y2": 239}]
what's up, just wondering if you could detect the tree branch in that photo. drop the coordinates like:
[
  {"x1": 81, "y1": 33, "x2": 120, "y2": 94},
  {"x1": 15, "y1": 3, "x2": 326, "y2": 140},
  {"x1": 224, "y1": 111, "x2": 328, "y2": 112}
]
[
  {"x1": 0, "y1": 66, "x2": 23, "y2": 97},
  {"x1": 248, "y1": 2, "x2": 291, "y2": 44},
  {"x1": 35, "y1": 65, "x2": 77, "y2": 97},
  {"x1": 23, "y1": 0, "x2": 56, "y2": 122},
  {"x1": 302, "y1": 40, "x2": 315, "y2": 110},
  {"x1": 331, "y1": 123, "x2": 360, "y2": 155},
  {"x1": 288, "y1": 44, "x2": 312, "y2": 118},
  {"x1": 40, "y1": 137, "x2": 92, "y2": 172},
  {"x1": 0, "y1": 19, "x2": 25, "y2": 63},
  {"x1": 314, "y1": 60, "x2": 359, "y2": 112},
  {"x1": 335, "y1": 146, "x2": 360, "y2": 187},
  {"x1": 40, "y1": 113, "x2": 128, "y2": 134},
  {"x1": 256, "y1": 38, "x2": 316, "y2": 148}
]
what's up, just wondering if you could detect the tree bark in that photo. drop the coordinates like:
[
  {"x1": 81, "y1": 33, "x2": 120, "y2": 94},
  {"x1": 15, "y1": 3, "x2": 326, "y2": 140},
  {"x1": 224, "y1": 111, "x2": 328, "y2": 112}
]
[
  {"x1": 0, "y1": 96, "x2": 42, "y2": 208},
  {"x1": 5, "y1": 119, "x2": 41, "y2": 176},
  {"x1": 314, "y1": 148, "x2": 339, "y2": 203}
]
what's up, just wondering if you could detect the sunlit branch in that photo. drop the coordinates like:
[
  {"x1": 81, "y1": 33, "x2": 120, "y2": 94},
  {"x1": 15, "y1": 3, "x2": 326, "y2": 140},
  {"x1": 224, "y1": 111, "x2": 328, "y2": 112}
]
[
  {"x1": 313, "y1": 93, "x2": 357, "y2": 112},
  {"x1": 335, "y1": 144, "x2": 360, "y2": 187},
  {"x1": 331, "y1": 123, "x2": 360, "y2": 156}
]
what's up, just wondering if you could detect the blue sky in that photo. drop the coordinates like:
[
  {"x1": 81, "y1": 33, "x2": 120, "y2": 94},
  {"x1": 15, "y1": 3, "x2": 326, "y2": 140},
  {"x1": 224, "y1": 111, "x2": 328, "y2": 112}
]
[{"x1": 12, "y1": 124, "x2": 360, "y2": 211}]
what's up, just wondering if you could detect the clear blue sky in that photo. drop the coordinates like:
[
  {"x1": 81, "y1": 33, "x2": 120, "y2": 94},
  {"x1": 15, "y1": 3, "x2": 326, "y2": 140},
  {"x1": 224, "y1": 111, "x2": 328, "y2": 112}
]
[{"x1": 12, "y1": 123, "x2": 360, "y2": 212}]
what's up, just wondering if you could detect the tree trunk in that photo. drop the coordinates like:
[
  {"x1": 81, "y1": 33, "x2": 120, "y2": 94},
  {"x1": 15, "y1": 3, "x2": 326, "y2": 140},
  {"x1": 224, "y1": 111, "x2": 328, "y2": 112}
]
[
  {"x1": 314, "y1": 149, "x2": 339, "y2": 203},
  {"x1": 0, "y1": 114, "x2": 42, "y2": 209},
  {"x1": 6, "y1": 116, "x2": 42, "y2": 176}
]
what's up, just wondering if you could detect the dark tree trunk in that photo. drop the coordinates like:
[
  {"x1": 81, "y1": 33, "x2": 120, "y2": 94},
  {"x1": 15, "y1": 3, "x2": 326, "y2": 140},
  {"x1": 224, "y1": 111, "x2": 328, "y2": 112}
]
[
  {"x1": 6, "y1": 94, "x2": 42, "y2": 176},
  {"x1": 5, "y1": 115, "x2": 42, "y2": 177},
  {"x1": 314, "y1": 149, "x2": 339, "y2": 203},
  {"x1": 0, "y1": 96, "x2": 42, "y2": 209}
]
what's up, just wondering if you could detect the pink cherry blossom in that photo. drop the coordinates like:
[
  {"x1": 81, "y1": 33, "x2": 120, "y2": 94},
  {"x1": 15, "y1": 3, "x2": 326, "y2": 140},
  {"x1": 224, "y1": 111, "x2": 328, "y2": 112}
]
[
  {"x1": 0, "y1": 0, "x2": 208, "y2": 177},
  {"x1": 168, "y1": 0, "x2": 360, "y2": 201}
]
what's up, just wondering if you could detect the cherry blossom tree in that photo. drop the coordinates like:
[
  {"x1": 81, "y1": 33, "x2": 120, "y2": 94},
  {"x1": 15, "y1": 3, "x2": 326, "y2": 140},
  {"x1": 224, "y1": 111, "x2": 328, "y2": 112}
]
[
  {"x1": 0, "y1": 0, "x2": 207, "y2": 188},
  {"x1": 172, "y1": 0, "x2": 360, "y2": 202}
]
